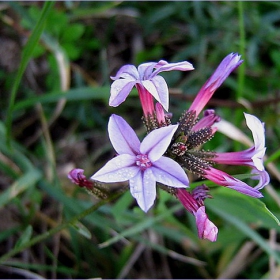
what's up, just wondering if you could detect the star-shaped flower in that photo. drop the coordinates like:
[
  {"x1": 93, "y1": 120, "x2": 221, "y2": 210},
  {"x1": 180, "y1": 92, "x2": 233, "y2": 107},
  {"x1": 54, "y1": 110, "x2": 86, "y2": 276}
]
[
  {"x1": 91, "y1": 114, "x2": 189, "y2": 212},
  {"x1": 110, "y1": 60, "x2": 194, "y2": 112}
]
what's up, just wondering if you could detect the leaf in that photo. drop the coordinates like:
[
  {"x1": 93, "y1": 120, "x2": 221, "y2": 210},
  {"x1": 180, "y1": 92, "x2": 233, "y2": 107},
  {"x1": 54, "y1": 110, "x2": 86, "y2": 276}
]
[
  {"x1": 13, "y1": 86, "x2": 111, "y2": 111},
  {"x1": 206, "y1": 188, "x2": 280, "y2": 229},
  {"x1": 0, "y1": 169, "x2": 42, "y2": 210},
  {"x1": 6, "y1": 2, "x2": 55, "y2": 146},
  {"x1": 70, "y1": 221, "x2": 92, "y2": 239},
  {"x1": 98, "y1": 204, "x2": 182, "y2": 248},
  {"x1": 15, "y1": 225, "x2": 33, "y2": 249},
  {"x1": 207, "y1": 188, "x2": 280, "y2": 264}
]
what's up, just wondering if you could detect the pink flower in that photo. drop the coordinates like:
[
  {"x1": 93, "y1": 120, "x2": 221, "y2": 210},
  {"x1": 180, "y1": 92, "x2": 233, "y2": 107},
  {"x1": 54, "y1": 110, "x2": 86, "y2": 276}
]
[
  {"x1": 68, "y1": 169, "x2": 93, "y2": 189},
  {"x1": 110, "y1": 60, "x2": 194, "y2": 115},
  {"x1": 203, "y1": 113, "x2": 269, "y2": 194},
  {"x1": 176, "y1": 186, "x2": 218, "y2": 242},
  {"x1": 188, "y1": 53, "x2": 243, "y2": 117}
]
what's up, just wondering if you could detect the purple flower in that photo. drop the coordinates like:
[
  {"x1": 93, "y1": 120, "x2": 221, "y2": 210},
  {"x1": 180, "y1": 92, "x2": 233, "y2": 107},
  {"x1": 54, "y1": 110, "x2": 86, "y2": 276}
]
[
  {"x1": 91, "y1": 114, "x2": 189, "y2": 212},
  {"x1": 203, "y1": 167, "x2": 264, "y2": 198},
  {"x1": 68, "y1": 168, "x2": 93, "y2": 189},
  {"x1": 204, "y1": 113, "x2": 269, "y2": 193},
  {"x1": 176, "y1": 186, "x2": 218, "y2": 242},
  {"x1": 110, "y1": 60, "x2": 194, "y2": 112},
  {"x1": 188, "y1": 53, "x2": 243, "y2": 117}
]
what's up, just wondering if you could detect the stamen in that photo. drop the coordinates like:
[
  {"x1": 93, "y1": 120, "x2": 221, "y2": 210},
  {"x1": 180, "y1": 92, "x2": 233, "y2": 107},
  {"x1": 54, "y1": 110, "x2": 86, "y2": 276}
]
[{"x1": 136, "y1": 154, "x2": 152, "y2": 170}]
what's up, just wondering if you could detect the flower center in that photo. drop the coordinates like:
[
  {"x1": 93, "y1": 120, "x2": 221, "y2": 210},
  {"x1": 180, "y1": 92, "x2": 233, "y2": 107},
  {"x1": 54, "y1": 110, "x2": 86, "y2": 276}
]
[{"x1": 136, "y1": 154, "x2": 152, "y2": 170}]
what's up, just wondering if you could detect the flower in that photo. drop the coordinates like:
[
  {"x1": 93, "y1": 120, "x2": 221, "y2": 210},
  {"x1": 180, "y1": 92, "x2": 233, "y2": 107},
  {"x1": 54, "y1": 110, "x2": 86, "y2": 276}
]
[
  {"x1": 188, "y1": 53, "x2": 243, "y2": 117},
  {"x1": 68, "y1": 168, "x2": 93, "y2": 189},
  {"x1": 203, "y1": 167, "x2": 263, "y2": 198},
  {"x1": 211, "y1": 113, "x2": 266, "y2": 170},
  {"x1": 110, "y1": 60, "x2": 194, "y2": 113},
  {"x1": 203, "y1": 113, "x2": 269, "y2": 192},
  {"x1": 91, "y1": 114, "x2": 189, "y2": 212},
  {"x1": 176, "y1": 186, "x2": 218, "y2": 242}
]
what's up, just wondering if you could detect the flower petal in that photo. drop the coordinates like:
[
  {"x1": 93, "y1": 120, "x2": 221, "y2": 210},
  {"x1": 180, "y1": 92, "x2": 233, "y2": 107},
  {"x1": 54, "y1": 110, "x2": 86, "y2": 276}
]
[
  {"x1": 205, "y1": 53, "x2": 243, "y2": 90},
  {"x1": 130, "y1": 169, "x2": 156, "y2": 212},
  {"x1": 251, "y1": 168, "x2": 270, "y2": 190},
  {"x1": 204, "y1": 167, "x2": 263, "y2": 198},
  {"x1": 137, "y1": 62, "x2": 157, "y2": 80},
  {"x1": 141, "y1": 79, "x2": 161, "y2": 104},
  {"x1": 152, "y1": 157, "x2": 189, "y2": 187},
  {"x1": 150, "y1": 76, "x2": 169, "y2": 111},
  {"x1": 140, "y1": 124, "x2": 178, "y2": 161},
  {"x1": 111, "y1": 64, "x2": 139, "y2": 80},
  {"x1": 189, "y1": 53, "x2": 243, "y2": 116},
  {"x1": 244, "y1": 113, "x2": 266, "y2": 165},
  {"x1": 91, "y1": 154, "x2": 139, "y2": 182},
  {"x1": 109, "y1": 79, "x2": 136, "y2": 107},
  {"x1": 108, "y1": 114, "x2": 140, "y2": 155},
  {"x1": 194, "y1": 206, "x2": 218, "y2": 242},
  {"x1": 152, "y1": 60, "x2": 194, "y2": 77}
]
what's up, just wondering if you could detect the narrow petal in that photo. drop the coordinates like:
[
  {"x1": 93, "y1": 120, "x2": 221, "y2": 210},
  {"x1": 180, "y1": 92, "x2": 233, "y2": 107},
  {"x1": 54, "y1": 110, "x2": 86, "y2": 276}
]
[
  {"x1": 194, "y1": 206, "x2": 218, "y2": 242},
  {"x1": 111, "y1": 64, "x2": 139, "y2": 80},
  {"x1": 140, "y1": 124, "x2": 178, "y2": 161},
  {"x1": 130, "y1": 169, "x2": 157, "y2": 212},
  {"x1": 244, "y1": 113, "x2": 265, "y2": 153},
  {"x1": 109, "y1": 79, "x2": 136, "y2": 107},
  {"x1": 251, "y1": 168, "x2": 270, "y2": 190},
  {"x1": 91, "y1": 154, "x2": 139, "y2": 183},
  {"x1": 188, "y1": 53, "x2": 243, "y2": 116},
  {"x1": 150, "y1": 75, "x2": 169, "y2": 111},
  {"x1": 152, "y1": 60, "x2": 194, "y2": 77},
  {"x1": 138, "y1": 62, "x2": 157, "y2": 80},
  {"x1": 152, "y1": 157, "x2": 189, "y2": 187},
  {"x1": 204, "y1": 167, "x2": 263, "y2": 198},
  {"x1": 108, "y1": 114, "x2": 140, "y2": 155},
  {"x1": 205, "y1": 53, "x2": 243, "y2": 90},
  {"x1": 141, "y1": 80, "x2": 161, "y2": 105}
]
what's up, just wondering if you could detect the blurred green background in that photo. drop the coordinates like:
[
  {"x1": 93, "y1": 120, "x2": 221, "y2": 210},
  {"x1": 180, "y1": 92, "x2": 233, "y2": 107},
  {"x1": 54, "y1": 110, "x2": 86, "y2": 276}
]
[{"x1": 0, "y1": 1, "x2": 279, "y2": 279}]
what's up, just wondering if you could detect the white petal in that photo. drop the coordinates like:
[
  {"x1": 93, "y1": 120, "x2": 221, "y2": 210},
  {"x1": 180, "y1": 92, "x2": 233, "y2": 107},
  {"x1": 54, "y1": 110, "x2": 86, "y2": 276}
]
[
  {"x1": 91, "y1": 154, "x2": 139, "y2": 182},
  {"x1": 138, "y1": 62, "x2": 157, "y2": 80},
  {"x1": 129, "y1": 169, "x2": 156, "y2": 212},
  {"x1": 109, "y1": 79, "x2": 136, "y2": 107},
  {"x1": 244, "y1": 113, "x2": 265, "y2": 151},
  {"x1": 150, "y1": 76, "x2": 169, "y2": 111},
  {"x1": 140, "y1": 125, "x2": 178, "y2": 162},
  {"x1": 108, "y1": 114, "x2": 140, "y2": 155},
  {"x1": 151, "y1": 157, "x2": 189, "y2": 187},
  {"x1": 111, "y1": 64, "x2": 139, "y2": 80},
  {"x1": 141, "y1": 80, "x2": 161, "y2": 103}
]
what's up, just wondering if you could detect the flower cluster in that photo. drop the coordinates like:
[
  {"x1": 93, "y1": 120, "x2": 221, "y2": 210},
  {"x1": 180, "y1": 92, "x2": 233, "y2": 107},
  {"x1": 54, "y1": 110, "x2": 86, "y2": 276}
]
[{"x1": 68, "y1": 54, "x2": 269, "y2": 242}]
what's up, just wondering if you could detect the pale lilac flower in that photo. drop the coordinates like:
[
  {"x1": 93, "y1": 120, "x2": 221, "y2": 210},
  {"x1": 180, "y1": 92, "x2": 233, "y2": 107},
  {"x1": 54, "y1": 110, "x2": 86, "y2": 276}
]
[
  {"x1": 176, "y1": 186, "x2": 218, "y2": 242},
  {"x1": 188, "y1": 53, "x2": 243, "y2": 117},
  {"x1": 204, "y1": 113, "x2": 269, "y2": 192},
  {"x1": 110, "y1": 60, "x2": 194, "y2": 113},
  {"x1": 211, "y1": 113, "x2": 266, "y2": 170},
  {"x1": 91, "y1": 114, "x2": 189, "y2": 212},
  {"x1": 68, "y1": 168, "x2": 93, "y2": 189}
]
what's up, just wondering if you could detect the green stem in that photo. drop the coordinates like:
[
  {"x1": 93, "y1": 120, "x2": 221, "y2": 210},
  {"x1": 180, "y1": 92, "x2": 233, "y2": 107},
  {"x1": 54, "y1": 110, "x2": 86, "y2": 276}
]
[{"x1": 0, "y1": 192, "x2": 121, "y2": 263}]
